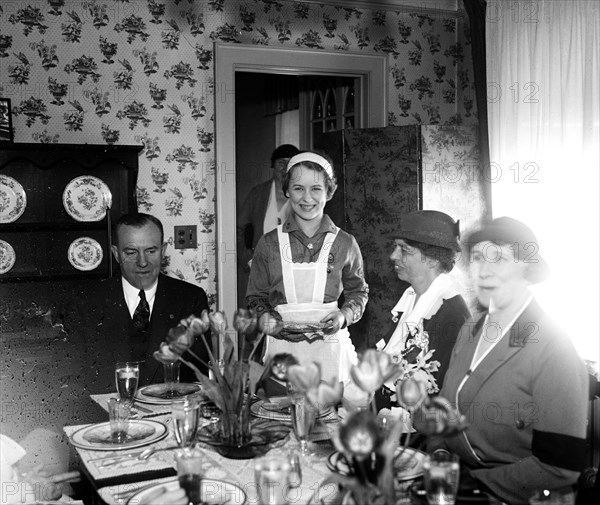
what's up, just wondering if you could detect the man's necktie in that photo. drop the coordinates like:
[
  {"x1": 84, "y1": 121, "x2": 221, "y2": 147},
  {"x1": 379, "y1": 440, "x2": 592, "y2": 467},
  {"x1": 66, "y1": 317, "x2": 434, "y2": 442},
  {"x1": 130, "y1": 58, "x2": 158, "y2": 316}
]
[{"x1": 133, "y1": 290, "x2": 150, "y2": 333}]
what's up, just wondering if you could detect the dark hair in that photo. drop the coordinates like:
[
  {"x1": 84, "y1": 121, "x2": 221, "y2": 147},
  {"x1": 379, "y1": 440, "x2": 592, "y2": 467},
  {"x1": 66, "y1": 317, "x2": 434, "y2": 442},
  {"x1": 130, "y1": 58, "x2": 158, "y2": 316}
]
[
  {"x1": 282, "y1": 150, "x2": 337, "y2": 198},
  {"x1": 404, "y1": 238, "x2": 457, "y2": 273},
  {"x1": 112, "y1": 212, "x2": 164, "y2": 245},
  {"x1": 270, "y1": 144, "x2": 299, "y2": 167}
]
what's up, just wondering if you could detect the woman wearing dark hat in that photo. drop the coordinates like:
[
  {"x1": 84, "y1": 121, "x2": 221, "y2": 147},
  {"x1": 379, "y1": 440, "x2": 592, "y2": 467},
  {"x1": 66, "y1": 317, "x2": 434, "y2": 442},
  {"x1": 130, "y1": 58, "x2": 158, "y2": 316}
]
[
  {"x1": 377, "y1": 210, "x2": 470, "y2": 396},
  {"x1": 428, "y1": 217, "x2": 588, "y2": 504}
]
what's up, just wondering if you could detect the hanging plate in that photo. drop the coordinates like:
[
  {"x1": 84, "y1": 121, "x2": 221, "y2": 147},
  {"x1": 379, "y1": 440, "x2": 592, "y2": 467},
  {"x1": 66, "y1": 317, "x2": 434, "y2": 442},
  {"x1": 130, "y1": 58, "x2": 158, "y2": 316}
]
[
  {"x1": 68, "y1": 237, "x2": 103, "y2": 271},
  {"x1": 0, "y1": 175, "x2": 27, "y2": 223},
  {"x1": 63, "y1": 175, "x2": 112, "y2": 222},
  {"x1": 0, "y1": 240, "x2": 16, "y2": 274}
]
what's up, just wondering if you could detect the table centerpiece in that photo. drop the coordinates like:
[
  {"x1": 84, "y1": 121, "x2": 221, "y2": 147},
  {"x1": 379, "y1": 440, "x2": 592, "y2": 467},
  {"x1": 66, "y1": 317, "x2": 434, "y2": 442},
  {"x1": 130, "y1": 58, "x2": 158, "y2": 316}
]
[{"x1": 153, "y1": 309, "x2": 289, "y2": 458}]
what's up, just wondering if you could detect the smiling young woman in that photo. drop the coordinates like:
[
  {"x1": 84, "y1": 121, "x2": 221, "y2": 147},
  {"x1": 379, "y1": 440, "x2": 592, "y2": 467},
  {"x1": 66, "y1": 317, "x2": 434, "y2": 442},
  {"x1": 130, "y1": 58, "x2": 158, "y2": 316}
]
[{"x1": 246, "y1": 151, "x2": 369, "y2": 392}]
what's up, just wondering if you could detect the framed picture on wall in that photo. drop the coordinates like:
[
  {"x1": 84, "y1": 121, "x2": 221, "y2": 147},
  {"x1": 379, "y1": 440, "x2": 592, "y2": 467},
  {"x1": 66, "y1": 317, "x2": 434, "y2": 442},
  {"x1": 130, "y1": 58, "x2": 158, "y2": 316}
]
[{"x1": 0, "y1": 98, "x2": 14, "y2": 143}]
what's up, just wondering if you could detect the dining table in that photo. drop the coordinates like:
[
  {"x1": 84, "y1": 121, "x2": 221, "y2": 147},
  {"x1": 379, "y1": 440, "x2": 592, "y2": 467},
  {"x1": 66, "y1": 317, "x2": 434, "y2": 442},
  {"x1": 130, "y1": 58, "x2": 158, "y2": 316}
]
[{"x1": 62, "y1": 391, "x2": 456, "y2": 505}]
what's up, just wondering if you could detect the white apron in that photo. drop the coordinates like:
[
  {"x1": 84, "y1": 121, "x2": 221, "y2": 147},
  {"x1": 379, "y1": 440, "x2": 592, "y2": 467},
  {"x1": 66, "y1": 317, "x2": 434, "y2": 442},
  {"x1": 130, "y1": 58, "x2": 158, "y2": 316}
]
[{"x1": 265, "y1": 226, "x2": 357, "y2": 384}]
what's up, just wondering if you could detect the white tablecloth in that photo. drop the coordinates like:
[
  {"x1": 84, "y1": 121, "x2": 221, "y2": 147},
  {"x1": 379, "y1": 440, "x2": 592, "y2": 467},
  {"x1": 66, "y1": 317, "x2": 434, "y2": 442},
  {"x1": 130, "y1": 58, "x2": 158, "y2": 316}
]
[{"x1": 66, "y1": 394, "x2": 338, "y2": 505}]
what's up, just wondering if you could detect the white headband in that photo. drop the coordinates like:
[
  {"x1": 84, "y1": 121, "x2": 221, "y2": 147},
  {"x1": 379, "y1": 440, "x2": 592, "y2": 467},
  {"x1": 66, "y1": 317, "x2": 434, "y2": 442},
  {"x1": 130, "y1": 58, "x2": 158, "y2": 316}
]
[{"x1": 286, "y1": 153, "x2": 334, "y2": 180}]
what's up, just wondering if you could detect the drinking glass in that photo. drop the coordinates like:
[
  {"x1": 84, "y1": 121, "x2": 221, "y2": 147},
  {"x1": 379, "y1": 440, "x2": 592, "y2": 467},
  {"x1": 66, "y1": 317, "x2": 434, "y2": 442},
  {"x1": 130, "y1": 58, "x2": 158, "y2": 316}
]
[
  {"x1": 175, "y1": 450, "x2": 203, "y2": 505},
  {"x1": 254, "y1": 456, "x2": 291, "y2": 505},
  {"x1": 423, "y1": 452, "x2": 460, "y2": 505},
  {"x1": 290, "y1": 396, "x2": 316, "y2": 457},
  {"x1": 108, "y1": 398, "x2": 131, "y2": 444},
  {"x1": 163, "y1": 360, "x2": 180, "y2": 398},
  {"x1": 172, "y1": 398, "x2": 200, "y2": 452},
  {"x1": 115, "y1": 361, "x2": 139, "y2": 406}
]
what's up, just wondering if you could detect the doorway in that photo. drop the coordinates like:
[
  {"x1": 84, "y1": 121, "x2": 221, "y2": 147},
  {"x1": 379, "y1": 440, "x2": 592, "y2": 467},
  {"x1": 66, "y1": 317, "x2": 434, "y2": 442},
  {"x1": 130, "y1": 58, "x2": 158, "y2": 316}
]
[{"x1": 214, "y1": 42, "x2": 387, "y2": 322}]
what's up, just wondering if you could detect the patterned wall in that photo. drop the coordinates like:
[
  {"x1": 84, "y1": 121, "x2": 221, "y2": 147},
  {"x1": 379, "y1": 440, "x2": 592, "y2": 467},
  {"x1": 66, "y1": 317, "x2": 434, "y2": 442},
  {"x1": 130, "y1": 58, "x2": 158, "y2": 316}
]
[{"x1": 0, "y1": 0, "x2": 476, "y2": 306}]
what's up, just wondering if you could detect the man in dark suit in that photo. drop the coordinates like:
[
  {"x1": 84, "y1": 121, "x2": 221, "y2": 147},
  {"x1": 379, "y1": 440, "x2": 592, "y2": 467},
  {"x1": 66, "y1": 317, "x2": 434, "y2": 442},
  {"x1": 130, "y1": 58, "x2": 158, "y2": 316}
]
[{"x1": 100, "y1": 212, "x2": 210, "y2": 386}]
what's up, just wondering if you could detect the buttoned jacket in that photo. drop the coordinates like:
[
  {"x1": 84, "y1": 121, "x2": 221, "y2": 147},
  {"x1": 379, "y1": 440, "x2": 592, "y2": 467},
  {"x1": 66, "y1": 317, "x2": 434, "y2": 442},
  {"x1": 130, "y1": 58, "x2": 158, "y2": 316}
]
[{"x1": 429, "y1": 300, "x2": 588, "y2": 504}]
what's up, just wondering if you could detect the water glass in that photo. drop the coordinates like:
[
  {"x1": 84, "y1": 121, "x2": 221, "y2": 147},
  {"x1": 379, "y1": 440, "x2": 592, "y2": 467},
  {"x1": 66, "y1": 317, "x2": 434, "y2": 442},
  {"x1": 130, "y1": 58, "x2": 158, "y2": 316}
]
[
  {"x1": 290, "y1": 396, "x2": 316, "y2": 457},
  {"x1": 108, "y1": 398, "x2": 131, "y2": 444},
  {"x1": 172, "y1": 398, "x2": 200, "y2": 452},
  {"x1": 163, "y1": 360, "x2": 181, "y2": 397},
  {"x1": 175, "y1": 450, "x2": 203, "y2": 505},
  {"x1": 115, "y1": 361, "x2": 139, "y2": 405},
  {"x1": 254, "y1": 456, "x2": 291, "y2": 505},
  {"x1": 287, "y1": 452, "x2": 302, "y2": 488},
  {"x1": 423, "y1": 452, "x2": 460, "y2": 505}
]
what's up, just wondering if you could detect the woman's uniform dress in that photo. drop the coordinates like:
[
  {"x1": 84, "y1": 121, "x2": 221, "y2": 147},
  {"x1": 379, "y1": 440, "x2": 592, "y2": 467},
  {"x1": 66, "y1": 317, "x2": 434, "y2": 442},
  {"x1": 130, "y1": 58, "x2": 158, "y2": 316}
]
[{"x1": 247, "y1": 215, "x2": 368, "y2": 384}]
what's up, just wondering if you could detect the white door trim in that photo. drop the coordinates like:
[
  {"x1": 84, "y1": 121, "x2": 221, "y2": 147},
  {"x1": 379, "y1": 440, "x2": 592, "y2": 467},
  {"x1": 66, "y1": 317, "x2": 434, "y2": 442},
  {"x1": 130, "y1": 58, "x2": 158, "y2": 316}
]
[{"x1": 214, "y1": 42, "x2": 387, "y2": 321}]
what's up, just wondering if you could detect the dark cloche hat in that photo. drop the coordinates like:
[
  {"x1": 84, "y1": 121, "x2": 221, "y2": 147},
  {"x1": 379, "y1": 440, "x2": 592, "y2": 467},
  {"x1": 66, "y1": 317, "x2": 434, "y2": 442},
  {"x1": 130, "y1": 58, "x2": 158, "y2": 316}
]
[
  {"x1": 465, "y1": 216, "x2": 549, "y2": 283},
  {"x1": 394, "y1": 210, "x2": 461, "y2": 252}
]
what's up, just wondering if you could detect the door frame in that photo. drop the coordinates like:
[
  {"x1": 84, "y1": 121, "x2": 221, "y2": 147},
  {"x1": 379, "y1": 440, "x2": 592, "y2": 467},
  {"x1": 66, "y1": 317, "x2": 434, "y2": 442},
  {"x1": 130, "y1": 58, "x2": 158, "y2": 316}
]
[{"x1": 214, "y1": 42, "x2": 387, "y2": 321}]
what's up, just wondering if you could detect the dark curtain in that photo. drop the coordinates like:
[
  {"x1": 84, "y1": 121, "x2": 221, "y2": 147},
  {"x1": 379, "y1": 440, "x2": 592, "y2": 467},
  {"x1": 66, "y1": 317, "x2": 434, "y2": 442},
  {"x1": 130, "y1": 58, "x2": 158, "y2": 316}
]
[
  {"x1": 264, "y1": 74, "x2": 299, "y2": 116},
  {"x1": 463, "y1": 0, "x2": 492, "y2": 218}
]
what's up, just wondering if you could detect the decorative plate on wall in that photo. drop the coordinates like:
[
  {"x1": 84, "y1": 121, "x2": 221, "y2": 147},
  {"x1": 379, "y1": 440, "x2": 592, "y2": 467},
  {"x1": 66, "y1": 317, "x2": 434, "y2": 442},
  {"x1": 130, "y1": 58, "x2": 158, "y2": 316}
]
[
  {"x1": 63, "y1": 175, "x2": 112, "y2": 222},
  {"x1": 68, "y1": 237, "x2": 103, "y2": 271},
  {"x1": 0, "y1": 240, "x2": 16, "y2": 274},
  {"x1": 0, "y1": 175, "x2": 27, "y2": 223}
]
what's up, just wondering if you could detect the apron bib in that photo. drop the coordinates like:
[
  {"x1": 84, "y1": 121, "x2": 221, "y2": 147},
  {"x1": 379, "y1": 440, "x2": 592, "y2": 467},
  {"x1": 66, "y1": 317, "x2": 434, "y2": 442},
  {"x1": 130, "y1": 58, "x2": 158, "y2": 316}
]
[{"x1": 265, "y1": 226, "x2": 357, "y2": 383}]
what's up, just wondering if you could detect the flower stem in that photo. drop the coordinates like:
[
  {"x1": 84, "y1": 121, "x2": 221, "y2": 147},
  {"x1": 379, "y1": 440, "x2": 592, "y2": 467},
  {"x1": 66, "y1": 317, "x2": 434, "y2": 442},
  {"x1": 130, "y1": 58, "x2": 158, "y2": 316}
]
[{"x1": 247, "y1": 332, "x2": 265, "y2": 362}]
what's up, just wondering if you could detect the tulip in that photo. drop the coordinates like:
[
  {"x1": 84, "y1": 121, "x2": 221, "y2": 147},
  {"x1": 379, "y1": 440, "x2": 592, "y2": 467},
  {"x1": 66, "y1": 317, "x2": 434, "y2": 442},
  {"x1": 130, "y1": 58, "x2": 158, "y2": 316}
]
[
  {"x1": 287, "y1": 363, "x2": 321, "y2": 393},
  {"x1": 338, "y1": 410, "x2": 382, "y2": 461},
  {"x1": 258, "y1": 311, "x2": 284, "y2": 336},
  {"x1": 307, "y1": 380, "x2": 343, "y2": 412},
  {"x1": 186, "y1": 314, "x2": 210, "y2": 336},
  {"x1": 396, "y1": 376, "x2": 428, "y2": 412},
  {"x1": 153, "y1": 343, "x2": 179, "y2": 364},
  {"x1": 207, "y1": 310, "x2": 228, "y2": 335},
  {"x1": 350, "y1": 350, "x2": 401, "y2": 394},
  {"x1": 233, "y1": 308, "x2": 258, "y2": 336},
  {"x1": 166, "y1": 324, "x2": 194, "y2": 355}
]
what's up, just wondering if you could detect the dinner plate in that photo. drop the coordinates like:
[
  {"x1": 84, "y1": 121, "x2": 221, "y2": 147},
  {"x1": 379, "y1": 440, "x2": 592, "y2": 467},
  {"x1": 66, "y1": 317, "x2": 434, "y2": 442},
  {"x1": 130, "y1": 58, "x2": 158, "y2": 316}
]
[
  {"x1": 0, "y1": 240, "x2": 16, "y2": 274},
  {"x1": 250, "y1": 397, "x2": 332, "y2": 422},
  {"x1": 69, "y1": 419, "x2": 167, "y2": 451},
  {"x1": 63, "y1": 175, "x2": 112, "y2": 222},
  {"x1": 0, "y1": 175, "x2": 27, "y2": 223},
  {"x1": 135, "y1": 383, "x2": 202, "y2": 405},
  {"x1": 68, "y1": 237, "x2": 103, "y2": 271},
  {"x1": 327, "y1": 447, "x2": 427, "y2": 482},
  {"x1": 126, "y1": 477, "x2": 247, "y2": 505}
]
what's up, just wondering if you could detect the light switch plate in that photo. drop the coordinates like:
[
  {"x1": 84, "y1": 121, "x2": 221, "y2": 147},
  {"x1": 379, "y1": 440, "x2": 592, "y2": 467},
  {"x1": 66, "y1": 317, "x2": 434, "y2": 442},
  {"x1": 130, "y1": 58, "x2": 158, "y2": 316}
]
[{"x1": 174, "y1": 225, "x2": 197, "y2": 249}]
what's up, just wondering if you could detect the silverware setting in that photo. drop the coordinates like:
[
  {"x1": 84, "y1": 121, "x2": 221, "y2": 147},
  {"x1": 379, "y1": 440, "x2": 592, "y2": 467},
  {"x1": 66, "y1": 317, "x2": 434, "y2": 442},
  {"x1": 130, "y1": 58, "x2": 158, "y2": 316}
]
[{"x1": 97, "y1": 445, "x2": 179, "y2": 468}]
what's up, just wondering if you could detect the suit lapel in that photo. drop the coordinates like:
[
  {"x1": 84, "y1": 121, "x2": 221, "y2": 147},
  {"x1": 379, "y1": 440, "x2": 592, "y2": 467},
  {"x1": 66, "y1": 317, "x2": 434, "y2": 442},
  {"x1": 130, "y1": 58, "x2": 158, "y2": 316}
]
[{"x1": 460, "y1": 300, "x2": 543, "y2": 401}]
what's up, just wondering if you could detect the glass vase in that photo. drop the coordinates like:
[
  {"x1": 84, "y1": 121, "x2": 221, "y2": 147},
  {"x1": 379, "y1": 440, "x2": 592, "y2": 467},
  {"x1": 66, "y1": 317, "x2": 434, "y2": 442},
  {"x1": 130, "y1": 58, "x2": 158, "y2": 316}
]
[{"x1": 219, "y1": 404, "x2": 251, "y2": 448}]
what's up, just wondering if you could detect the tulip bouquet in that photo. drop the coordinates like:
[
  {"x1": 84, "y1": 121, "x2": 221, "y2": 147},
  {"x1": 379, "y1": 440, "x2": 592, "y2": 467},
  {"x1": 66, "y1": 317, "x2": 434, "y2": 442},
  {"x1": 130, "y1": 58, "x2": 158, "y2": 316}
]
[
  {"x1": 154, "y1": 309, "x2": 283, "y2": 448},
  {"x1": 287, "y1": 350, "x2": 467, "y2": 505}
]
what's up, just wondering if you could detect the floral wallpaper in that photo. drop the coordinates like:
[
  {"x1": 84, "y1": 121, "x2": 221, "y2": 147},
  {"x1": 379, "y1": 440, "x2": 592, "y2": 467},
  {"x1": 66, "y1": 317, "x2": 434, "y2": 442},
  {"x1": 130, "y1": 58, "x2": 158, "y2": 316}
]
[{"x1": 0, "y1": 0, "x2": 476, "y2": 306}]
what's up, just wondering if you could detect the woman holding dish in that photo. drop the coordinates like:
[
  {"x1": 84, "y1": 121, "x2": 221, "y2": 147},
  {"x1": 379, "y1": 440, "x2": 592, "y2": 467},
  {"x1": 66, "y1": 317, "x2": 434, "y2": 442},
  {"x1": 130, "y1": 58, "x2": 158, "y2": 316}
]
[{"x1": 246, "y1": 151, "x2": 369, "y2": 388}]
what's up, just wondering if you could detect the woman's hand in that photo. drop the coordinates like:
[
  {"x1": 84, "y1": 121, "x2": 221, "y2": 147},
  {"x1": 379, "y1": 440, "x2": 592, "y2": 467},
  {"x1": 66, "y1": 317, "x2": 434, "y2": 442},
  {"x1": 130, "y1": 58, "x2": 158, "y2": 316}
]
[{"x1": 320, "y1": 310, "x2": 346, "y2": 334}]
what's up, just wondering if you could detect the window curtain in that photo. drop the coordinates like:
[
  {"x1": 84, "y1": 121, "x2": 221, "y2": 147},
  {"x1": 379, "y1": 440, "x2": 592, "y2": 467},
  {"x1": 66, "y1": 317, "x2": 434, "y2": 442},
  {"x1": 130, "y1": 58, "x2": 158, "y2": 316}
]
[
  {"x1": 463, "y1": 0, "x2": 492, "y2": 217},
  {"x1": 486, "y1": 0, "x2": 600, "y2": 361}
]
